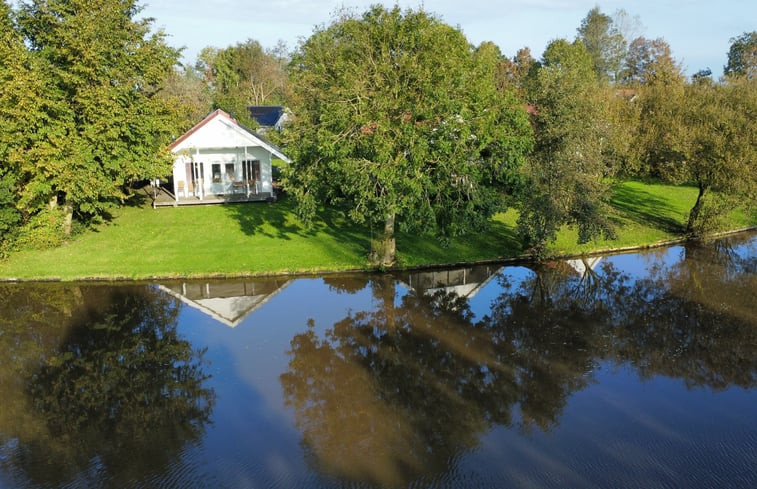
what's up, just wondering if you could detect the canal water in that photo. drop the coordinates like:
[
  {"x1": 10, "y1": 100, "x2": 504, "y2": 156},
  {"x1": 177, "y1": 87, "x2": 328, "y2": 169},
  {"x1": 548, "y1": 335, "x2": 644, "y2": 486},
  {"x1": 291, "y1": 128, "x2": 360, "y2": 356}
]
[{"x1": 1, "y1": 233, "x2": 755, "y2": 488}]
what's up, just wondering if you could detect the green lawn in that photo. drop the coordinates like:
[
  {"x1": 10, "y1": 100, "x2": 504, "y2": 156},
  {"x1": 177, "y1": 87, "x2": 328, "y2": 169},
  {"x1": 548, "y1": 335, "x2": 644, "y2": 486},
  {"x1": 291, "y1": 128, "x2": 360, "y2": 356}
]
[{"x1": 1, "y1": 181, "x2": 754, "y2": 281}]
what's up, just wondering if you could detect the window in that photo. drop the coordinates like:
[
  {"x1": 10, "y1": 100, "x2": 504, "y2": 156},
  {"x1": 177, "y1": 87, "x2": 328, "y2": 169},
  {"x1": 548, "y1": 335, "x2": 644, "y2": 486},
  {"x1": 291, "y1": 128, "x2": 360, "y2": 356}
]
[
  {"x1": 225, "y1": 163, "x2": 235, "y2": 181},
  {"x1": 212, "y1": 163, "x2": 221, "y2": 183},
  {"x1": 242, "y1": 160, "x2": 261, "y2": 182}
]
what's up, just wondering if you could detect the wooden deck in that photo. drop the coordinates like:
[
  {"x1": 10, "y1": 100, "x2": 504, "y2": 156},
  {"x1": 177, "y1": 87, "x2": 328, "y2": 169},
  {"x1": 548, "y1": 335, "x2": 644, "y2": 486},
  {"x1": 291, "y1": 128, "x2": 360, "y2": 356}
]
[{"x1": 149, "y1": 186, "x2": 275, "y2": 208}]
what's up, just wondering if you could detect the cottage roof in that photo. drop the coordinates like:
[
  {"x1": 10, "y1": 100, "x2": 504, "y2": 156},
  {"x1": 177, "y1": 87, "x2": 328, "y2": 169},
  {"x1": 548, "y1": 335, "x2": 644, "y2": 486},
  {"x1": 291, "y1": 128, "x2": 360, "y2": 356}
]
[{"x1": 169, "y1": 109, "x2": 290, "y2": 163}]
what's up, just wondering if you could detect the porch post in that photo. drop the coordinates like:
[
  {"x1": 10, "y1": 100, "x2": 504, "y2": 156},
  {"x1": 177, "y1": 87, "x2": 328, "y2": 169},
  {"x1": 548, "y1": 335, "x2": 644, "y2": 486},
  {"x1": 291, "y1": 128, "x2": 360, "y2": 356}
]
[
  {"x1": 173, "y1": 157, "x2": 179, "y2": 202},
  {"x1": 195, "y1": 148, "x2": 204, "y2": 200},
  {"x1": 244, "y1": 146, "x2": 250, "y2": 196}
]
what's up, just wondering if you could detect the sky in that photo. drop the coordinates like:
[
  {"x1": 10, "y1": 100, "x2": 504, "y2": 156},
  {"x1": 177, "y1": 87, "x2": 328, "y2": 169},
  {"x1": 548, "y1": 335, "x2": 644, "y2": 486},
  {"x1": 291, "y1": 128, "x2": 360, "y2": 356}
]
[{"x1": 140, "y1": 0, "x2": 756, "y2": 78}]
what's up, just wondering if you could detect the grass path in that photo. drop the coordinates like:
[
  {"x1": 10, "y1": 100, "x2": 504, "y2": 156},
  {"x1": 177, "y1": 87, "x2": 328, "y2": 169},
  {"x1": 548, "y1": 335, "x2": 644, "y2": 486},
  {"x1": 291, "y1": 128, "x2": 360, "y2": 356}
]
[{"x1": 1, "y1": 181, "x2": 754, "y2": 281}]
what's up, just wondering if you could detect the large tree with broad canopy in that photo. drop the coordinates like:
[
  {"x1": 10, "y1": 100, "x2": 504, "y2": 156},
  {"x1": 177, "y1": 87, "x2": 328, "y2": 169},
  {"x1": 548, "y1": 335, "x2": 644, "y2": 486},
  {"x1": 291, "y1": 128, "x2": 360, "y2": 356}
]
[{"x1": 284, "y1": 5, "x2": 532, "y2": 265}]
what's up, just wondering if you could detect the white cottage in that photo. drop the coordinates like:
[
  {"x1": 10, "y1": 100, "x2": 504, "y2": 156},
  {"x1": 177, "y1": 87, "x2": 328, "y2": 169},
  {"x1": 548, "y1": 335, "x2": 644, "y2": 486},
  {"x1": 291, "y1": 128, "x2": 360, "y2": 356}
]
[{"x1": 165, "y1": 109, "x2": 290, "y2": 205}]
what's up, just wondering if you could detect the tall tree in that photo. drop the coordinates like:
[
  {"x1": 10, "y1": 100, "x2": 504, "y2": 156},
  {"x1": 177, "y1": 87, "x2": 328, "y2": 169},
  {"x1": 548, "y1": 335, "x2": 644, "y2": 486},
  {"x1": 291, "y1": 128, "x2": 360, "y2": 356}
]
[
  {"x1": 284, "y1": 6, "x2": 532, "y2": 265},
  {"x1": 0, "y1": 1, "x2": 25, "y2": 250},
  {"x1": 576, "y1": 6, "x2": 626, "y2": 83},
  {"x1": 16, "y1": 0, "x2": 180, "y2": 234},
  {"x1": 204, "y1": 39, "x2": 290, "y2": 126},
  {"x1": 629, "y1": 36, "x2": 686, "y2": 181},
  {"x1": 724, "y1": 31, "x2": 757, "y2": 79},
  {"x1": 518, "y1": 39, "x2": 619, "y2": 253},
  {"x1": 623, "y1": 36, "x2": 683, "y2": 85},
  {"x1": 0, "y1": 0, "x2": 60, "y2": 250}
]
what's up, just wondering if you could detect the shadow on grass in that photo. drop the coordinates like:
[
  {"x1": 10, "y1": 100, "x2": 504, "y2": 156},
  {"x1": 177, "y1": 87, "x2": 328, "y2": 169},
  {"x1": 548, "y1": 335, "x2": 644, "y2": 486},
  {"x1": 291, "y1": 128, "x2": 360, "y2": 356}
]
[
  {"x1": 222, "y1": 197, "x2": 314, "y2": 240},
  {"x1": 611, "y1": 184, "x2": 686, "y2": 234},
  {"x1": 222, "y1": 195, "x2": 372, "y2": 257},
  {"x1": 397, "y1": 219, "x2": 523, "y2": 265},
  {"x1": 222, "y1": 193, "x2": 522, "y2": 266}
]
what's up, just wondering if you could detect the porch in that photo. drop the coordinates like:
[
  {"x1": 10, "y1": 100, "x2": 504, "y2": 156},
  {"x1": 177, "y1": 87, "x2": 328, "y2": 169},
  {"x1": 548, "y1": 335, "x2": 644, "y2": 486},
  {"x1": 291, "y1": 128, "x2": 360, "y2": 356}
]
[{"x1": 149, "y1": 185, "x2": 275, "y2": 208}]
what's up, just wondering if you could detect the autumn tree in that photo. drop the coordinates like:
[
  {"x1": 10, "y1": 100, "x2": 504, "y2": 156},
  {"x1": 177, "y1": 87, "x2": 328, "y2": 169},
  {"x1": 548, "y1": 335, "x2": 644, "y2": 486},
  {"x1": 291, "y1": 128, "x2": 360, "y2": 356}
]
[
  {"x1": 518, "y1": 39, "x2": 619, "y2": 253},
  {"x1": 284, "y1": 6, "x2": 532, "y2": 265},
  {"x1": 623, "y1": 36, "x2": 682, "y2": 85},
  {"x1": 498, "y1": 46, "x2": 535, "y2": 96},
  {"x1": 15, "y1": 0, "x2": 180, "y2": 235}
]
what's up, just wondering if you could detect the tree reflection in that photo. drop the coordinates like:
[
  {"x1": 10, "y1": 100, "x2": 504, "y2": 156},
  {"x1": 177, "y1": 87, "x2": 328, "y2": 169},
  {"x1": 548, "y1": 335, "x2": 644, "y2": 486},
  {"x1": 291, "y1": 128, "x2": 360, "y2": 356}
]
[
  {"x1": 614, "y1": 238, "x2": 757, "y2": 389},
  {"x1": 0, "y1": 284, "x2": 215, "y2": 487},
  {"x1": 280, "y1": 235, "x2": 756, "y2": 487},
  {"x1": 281, "y1": 277, "x2": 492, "y2": 487},
  {"x1": 281, "y1": 273, "x2": 601, "y2": 486}
]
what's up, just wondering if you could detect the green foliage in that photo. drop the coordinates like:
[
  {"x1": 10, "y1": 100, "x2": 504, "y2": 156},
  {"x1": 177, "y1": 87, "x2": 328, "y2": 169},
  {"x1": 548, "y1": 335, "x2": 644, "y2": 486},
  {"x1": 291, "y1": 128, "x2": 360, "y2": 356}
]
[
  {"x1": 623, "y1": 37, "x2": 683, "y2": 86},
  {"x1": 518, "y1": 39, "x2": 619, "y2": 253},
  {"x1": 200, "y1": 39, "x2": 290, "y2": 127},
  {"x1": 0, "y1": 284, "x2": 214, "y2": 486},
  {"x1": 159, "y1": 64, "x2": 214, "y2": 133},
  {"x1": 15, "y1": 206, "x2": 67, "y2": 250},
  {"x1": 635, "y1": 73, "x2": 757, "y2": 235},
  {"x1": 0, "y1": 0, "x2": 45, "y2": 250},
  {"x1": 285, "y1": 5, "x2": 532, "y2": 264},
  {"x1": 0, "y1": 168, "x2": 20, "y2": 254},
  {"x1": 13, "y1": 0, "x2": 180, "y2": 230},
  {"x1": 682, "y1": 79, "x2": 757, "y2": 233},
  {"x1": 724, "y1": 31, "x2": 757, "y2": 79},
  {"x1": 576, "y1": 6, "x2": 626, "y2": 83}
]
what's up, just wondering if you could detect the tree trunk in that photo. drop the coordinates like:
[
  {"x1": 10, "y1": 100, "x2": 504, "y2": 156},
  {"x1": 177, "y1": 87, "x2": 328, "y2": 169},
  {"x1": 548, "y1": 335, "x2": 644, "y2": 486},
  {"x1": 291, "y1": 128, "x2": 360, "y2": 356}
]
[
  {"x1": 377, "y1": 274, "x2": 397, "y2": 331},
  {"x1": 686, "y1": 184, "x2": 707, "y2": 236},
  {"x1": 371, "y1": 212, "x2": 396, "y2": 267},
  {"x1": 63, "y1": 204, "x2": 73, "y2": 236}
]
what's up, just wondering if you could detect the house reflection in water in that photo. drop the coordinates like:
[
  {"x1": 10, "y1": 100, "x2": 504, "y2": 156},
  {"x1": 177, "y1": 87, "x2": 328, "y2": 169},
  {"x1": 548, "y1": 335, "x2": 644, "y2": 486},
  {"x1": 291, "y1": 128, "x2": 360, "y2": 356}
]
[
  {"x1": 564, "y1": 256, "x2": 602, "y2": 276},
  {"x1": 397, "y1": 265, "x2": 503, "y2": 300},
  {"x1": 158, "y1": 279, "x2": 292, "y2": 327}
]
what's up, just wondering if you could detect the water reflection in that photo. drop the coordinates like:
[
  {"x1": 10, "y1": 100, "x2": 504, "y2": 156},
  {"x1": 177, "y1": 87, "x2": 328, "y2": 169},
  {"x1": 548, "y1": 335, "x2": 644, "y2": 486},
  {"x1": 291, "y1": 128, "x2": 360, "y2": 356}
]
[
  {"x1": 159, "y1": 278, "x2": 292, "y2": 327},
  {"x1": 0, "y1": 284, "x2": 215, "y2": 488},
  {"x1": 0, "y1": 233, "x2": 754, "y2": 488},
  {"x1": 613, "y1": 239, "x2": 757, "y2": 388},
  {"x1": 281, "y1": 234, "x2": 756, "y2": 487}
]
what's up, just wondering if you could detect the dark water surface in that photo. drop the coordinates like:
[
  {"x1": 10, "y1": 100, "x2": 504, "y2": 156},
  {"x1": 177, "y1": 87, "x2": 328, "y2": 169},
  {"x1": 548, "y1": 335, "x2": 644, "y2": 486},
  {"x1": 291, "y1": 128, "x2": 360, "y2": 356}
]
[{"x1": 1, "y1": 233, "x2": 755, "y2": 488}]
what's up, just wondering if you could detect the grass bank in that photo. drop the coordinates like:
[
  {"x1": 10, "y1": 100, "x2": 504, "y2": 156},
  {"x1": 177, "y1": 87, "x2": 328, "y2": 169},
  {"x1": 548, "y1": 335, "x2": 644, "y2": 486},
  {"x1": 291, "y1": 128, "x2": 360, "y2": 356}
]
[{"x1": 1, "y1": 181, "x2": 754, "y2": 281}]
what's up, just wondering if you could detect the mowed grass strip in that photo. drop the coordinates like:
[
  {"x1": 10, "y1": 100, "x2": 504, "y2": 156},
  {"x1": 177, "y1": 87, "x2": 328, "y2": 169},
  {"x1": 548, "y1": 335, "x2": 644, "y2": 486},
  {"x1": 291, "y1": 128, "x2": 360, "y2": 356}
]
[{"x1": 0, "y1": 181, "x2": 754, "y2": 281}]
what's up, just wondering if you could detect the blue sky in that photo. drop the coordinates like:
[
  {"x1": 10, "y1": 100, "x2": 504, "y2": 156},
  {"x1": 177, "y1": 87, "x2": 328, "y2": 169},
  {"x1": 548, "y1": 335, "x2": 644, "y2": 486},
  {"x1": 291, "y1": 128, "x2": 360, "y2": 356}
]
[{"x1": 141, "y1": 0, "x2": 756, "y2": 78}]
